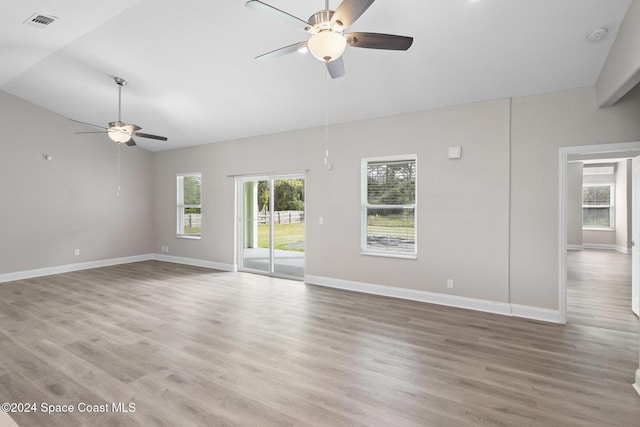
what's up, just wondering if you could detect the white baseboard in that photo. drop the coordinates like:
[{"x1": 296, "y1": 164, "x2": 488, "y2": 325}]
[
  {"x1": 567, "y1": 244, "x2": 584, "y2": 251},
  {"x1": 304, "y1": 275, "x2": 561, "y2": 323},
  {"x1": 152, "y1": 254, "x2": 236, "y2": 272},
  {"x1": 0, "y1": 254, "x2": 154, "y2": 283},
  {"x1": 510, "y1": 304, "x2": 562, "y2": 323},
  {"x1": 634, "y1": 369, "x2": 640, "y2": 397},
  {"x1": 0, "y1": 254, "x2": 236, "y2": 284},
  {"x1": 583, "y1": 243, "x2": 630, "y2": 254},
  {"x1": 0, "y1": 257, "x2": 561, "y2": 323}
]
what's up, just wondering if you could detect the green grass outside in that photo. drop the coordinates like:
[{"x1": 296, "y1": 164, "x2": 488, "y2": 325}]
[
  {"x1": 258, "y1": 222, "x2": 305, "y2": 252},
  {"x1": 254, "y1": 216, "x2": 412, "y2": 251},
  {"x1": 367, "y1": 215, "x2": 414, "y2": 238}
]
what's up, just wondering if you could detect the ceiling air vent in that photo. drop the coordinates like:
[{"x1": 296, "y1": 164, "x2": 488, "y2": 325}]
[{"x1": 24, "y1": 13, "x2": 57, "y2": 28}]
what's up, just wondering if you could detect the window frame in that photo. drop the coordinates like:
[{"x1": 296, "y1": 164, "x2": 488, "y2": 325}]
[
  {"x1": 581, "y1": 183, "x2": 614, "y2": 230},
  {"x1": 177, "y1": 172, "x2": 202, "y2": 239},
  {"x1": 361, "y1": 154, "x2": 417, "y2": 259}
]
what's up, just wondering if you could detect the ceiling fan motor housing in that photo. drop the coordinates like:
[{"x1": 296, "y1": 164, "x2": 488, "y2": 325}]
[{"x1": 308, "y1": 10, "x2": 337, "y2": 30}]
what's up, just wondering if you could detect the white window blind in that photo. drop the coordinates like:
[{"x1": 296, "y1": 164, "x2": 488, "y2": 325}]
[
  {"x1": 362, "y1": 156, "x2": 417, "y2": 257},
  {"x1": 177, "y1": 173, "x2": 202, "y2": 237}
]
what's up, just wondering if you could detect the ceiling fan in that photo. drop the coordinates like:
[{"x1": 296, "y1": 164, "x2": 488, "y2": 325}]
[
  {"x1": 246, "y1": 0, "x2": 414, "y2": 78},
  {"x1": 72, "y1": 77, "x2": 167, "y2": 146}
]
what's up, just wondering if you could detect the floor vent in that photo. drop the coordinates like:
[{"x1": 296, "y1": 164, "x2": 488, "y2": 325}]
[{"x1": 24, "y1": 13, "x2": 57, "y2": 28}]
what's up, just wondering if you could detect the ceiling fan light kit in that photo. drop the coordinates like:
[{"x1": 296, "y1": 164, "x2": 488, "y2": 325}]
[
  {"x1": 71, "y1": 76, "x2": 167, "y2": 146},
  {"x1": 107, "y1": 121, "x2": 139, "y2": 145},
  {"x1": 107, "y1": 127, "x2": 132, "y2": 143},
  {"x1": 246, "y1": 0, "x2": 413, "y2": 78},
  {"x1": 308, "y1": 31, "x2": 346, "y2": 62}
]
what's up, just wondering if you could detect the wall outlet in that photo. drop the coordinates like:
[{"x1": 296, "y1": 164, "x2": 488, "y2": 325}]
[
  {"x1": 74, "y1": 249, "x2": 80, "y2": 256},
  {"x1": 319, "y1": 216, "x2": 324, "y2": 225},
  {"x1": 447, "y1": 279, "x2": 454, "y2": 289}
]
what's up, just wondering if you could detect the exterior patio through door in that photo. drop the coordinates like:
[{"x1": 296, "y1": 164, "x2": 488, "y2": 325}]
[{"x1": 238, "y1": 174, "x2": 305, "y2": 279}]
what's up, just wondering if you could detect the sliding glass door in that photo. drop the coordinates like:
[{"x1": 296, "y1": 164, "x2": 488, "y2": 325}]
[
  {"x1": 241, "y1": 179, "x2": 270, "y2": 273},
  {"x1": 238, "y1": 174, "x2": 305, "y2": 279}
]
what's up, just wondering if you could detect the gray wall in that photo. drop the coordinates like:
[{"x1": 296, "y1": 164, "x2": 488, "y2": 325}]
[
  {"x1": 154, "y1": 85, "x2": 640, "y2": 311},
  {"x1": 0, "y1": 91, "x2": 154, "y2": 274},
  {"x1": 510, "y1": 85, "x2": 640, "y2": 309},
  {"x1": 153, "y1": 98, "x2": 511, "y2": 302},
  {"x1": 566, "y1": 162, "x2": 583, "y2": 247},
  {"x1": 616, "y1": 159, "x2": 632, "y2": 249},
  {"x1": 583, "y1": 229, "x2": 617, "y2": 246}
]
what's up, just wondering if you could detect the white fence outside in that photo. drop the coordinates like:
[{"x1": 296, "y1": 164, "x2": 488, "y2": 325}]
[
  {"x1": 183, "y1": 212, "x2": 304, "y2": 228},
  {"x1": 258, "y1": 210, "x2": 304, "y2": 224},
  {"x1": 183, "y1": 213, "x2": 201, "y2": 229}
]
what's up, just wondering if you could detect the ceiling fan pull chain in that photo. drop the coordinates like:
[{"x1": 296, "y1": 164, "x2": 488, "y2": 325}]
[
  {"x1": 116, "y1": 144, "x2": 121, "y2": 197},
  {"x1": 323, "y1": 67, "x2": 332, "y2": 170}
]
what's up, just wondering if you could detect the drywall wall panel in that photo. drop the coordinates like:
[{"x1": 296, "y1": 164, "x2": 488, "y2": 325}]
[
  {"x1": 615, "y1": 159, "x2": 630, "y2": 249},
  {"x1": 510, "y1": 86, "x2": 640, "y2": 309},
  {"x1": 152, "y1": 98, "x2": 511, "y2": 303},
  {"x1": 583, "y1": 230, "x2": 616, "y2": 245},
  {"x1": 0, "y1": 90, "x2": 154, "y2": 274},
  {"x1": 567, "y1": 162, "x2": 583, "y2": 247},
  {"x1": 309, "y1": 99, "x2": 511, "y2": 302}
]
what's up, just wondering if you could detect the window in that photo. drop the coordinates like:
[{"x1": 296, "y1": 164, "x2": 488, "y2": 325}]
[
  {"x1": 361, "y1": 156, "x2": 417, "y2": 258},
  {"x1": 177, "y1": 173, "x2": 202, "y2": 237},
  {"x1": 582, "y1": 184, "x2": 614, "y2": 229}
]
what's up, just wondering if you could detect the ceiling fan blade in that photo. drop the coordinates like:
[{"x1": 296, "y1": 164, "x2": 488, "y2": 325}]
[
  {"x1": 70, "y1": 118, "x2": 107, "y2": 130},
  {"x1": 346, "y1": 32, "x2": 413, "y2": 50},
  {"x1": 255, "y1": 41, "x2": 308, "y2": 60},
  {"x1": 125, "y1": 138, "x2": 136, "y2": 147},
  {"x1": 246, "y1": 0, "x2": 311, "y2": 29},
  {"x1": 332, "y1": 0, "x2": 375, "y2": 28},
  {"x1": 75, "y1": 131, "x2": 108, "y2": 134},
  {"x1": 133, "y1": 132, "x2": 167, "y2": 141},
  {"x1": 326, "y1": 57, "x2": 346, "y2": 79}
]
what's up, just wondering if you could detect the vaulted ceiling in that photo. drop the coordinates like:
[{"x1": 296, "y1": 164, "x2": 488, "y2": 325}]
[{"x1": 0, "y1": 0, "x2": 632, "y2": 151}]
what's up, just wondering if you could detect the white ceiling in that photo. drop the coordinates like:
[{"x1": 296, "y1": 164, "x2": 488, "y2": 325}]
[{"x1": 0, "y1": 0, "x2": 632, "y2": 151}]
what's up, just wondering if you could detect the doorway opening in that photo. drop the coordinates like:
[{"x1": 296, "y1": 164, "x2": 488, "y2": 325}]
[
  {"x1": 560, "y1": 141, "x2": 640, "y2": 328},
  {"x1": 237, "y1": 174, "x2": 305, "y2": 279}
]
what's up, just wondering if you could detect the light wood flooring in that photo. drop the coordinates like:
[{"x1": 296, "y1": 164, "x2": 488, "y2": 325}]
[
  {"x1": 567, "y1": 249, "x2": 639, "y2": 332},
  {"x1": 0, "y1": 260, "x2": 639, "y2": 426}
]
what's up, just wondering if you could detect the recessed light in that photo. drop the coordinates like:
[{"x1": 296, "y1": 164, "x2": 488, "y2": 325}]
[{"x1": 586, "y1": 27, "x2": 609, "y2": 43}]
